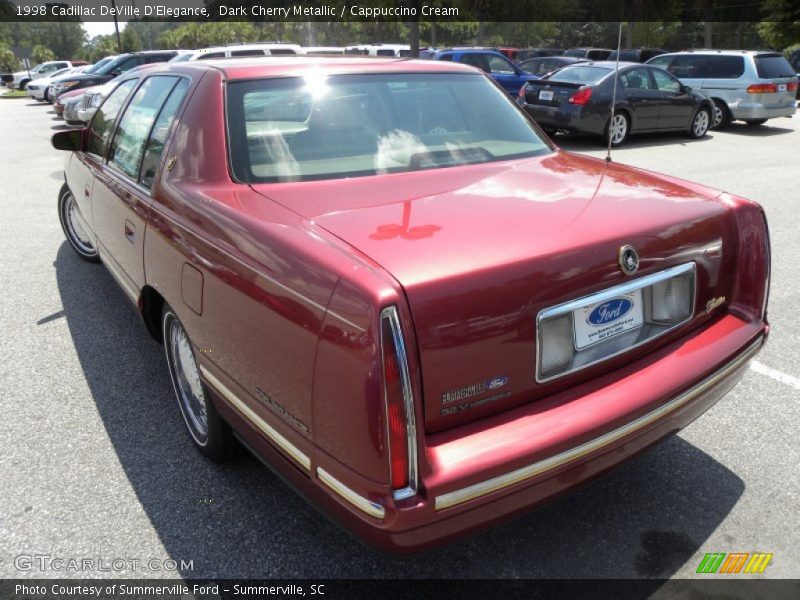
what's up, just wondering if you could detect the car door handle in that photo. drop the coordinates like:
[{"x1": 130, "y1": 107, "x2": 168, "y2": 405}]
[
  {"x1": 124, "y1": 220, "x2": 135, "y2": 243},
  {"x1": 84, "y1": 185, "x2": 90, "y2": 198}
]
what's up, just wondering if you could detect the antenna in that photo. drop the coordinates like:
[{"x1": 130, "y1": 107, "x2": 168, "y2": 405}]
[{"x1": 606, "y1": 22, "x2": 624, "y2": 163}]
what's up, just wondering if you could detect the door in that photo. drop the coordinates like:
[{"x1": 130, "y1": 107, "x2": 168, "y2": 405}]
[
  {"x1": 618, "y1": 67, "x2": 661, "y2": 131},
  {"x1": 651, "y1": 67, "x2": 696, "y2": 129},
  {"x1": 68, "y1": 79, "x2": 138, "y2": 249},
  {"x1": 92, "y1": 76, "x2": 190, "y2": 298}
]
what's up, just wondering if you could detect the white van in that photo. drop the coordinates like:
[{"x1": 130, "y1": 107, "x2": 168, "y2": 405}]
[{"x1": 170, "y1": 43, "x2": 303, "y2": 62}]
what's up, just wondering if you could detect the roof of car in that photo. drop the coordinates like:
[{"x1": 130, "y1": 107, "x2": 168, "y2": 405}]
[{"x1": 156, "y1": 56, "x2": 480, "y2": 79}]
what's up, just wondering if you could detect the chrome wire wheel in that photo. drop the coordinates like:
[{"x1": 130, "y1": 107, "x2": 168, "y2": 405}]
[
  {"x1": 58, "y1": 185, "x2": 98, "y2": 261},
  {"x1": 692, "y1": 108, "x2": 710, "y2": 138},
  {"x1": 608, "y1": 113, "x2": 628, "y2": 146},
  {"x1": 164, "y1": 312, "x2": 209, "y2": 446}
]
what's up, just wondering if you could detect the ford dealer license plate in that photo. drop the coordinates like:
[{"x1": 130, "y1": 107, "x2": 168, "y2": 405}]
[
  {"x1": 539, "y1": 90, "x2": 554, "y2": 101},
  {"x1": 573, "y1": 289, "x2": 644, "y2": 350}
]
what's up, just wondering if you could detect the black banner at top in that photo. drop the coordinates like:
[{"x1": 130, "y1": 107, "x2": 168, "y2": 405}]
[{"x1": 1, "y1": 0, "x2": 795, "y2": 23}]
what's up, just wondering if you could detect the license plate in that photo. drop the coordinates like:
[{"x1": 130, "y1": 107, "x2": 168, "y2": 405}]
[
  {"x1": 778, "y1": 83, "x2": 787, "y2": 92},
  {"x1": 573, "y1": 289, "x2": 644, "y2": 350},
  {"x1": 539, "y1": 90, "x2": 554, "y2": 101}
]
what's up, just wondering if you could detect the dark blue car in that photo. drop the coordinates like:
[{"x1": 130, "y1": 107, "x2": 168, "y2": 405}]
[{"x1": 429, "y1": 49, "x2": 541, "y2": 95}]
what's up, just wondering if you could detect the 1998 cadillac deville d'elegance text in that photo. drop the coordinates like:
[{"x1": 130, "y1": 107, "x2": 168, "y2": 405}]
[{"x1": 52, "y1": 57, "x2": 770, "y2": 554}]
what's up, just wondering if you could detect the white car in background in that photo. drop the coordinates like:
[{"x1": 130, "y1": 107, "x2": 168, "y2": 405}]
[
  {"x1": 12, "y1": 60, "x2": 86, "y2": 90},
  {"x1": 25, "y1": 66, "x2": 88, "y2": 102},
  {"x1": 168, "y1": 42, "x2": 303, "y2": 62}
]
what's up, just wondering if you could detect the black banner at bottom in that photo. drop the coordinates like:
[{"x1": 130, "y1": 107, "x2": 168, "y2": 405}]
[{"x1": 2, "y1": 579, "x2": 800, "y2": 600}]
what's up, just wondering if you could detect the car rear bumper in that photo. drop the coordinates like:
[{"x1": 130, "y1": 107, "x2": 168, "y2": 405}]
[
  {"x1": 212, "y1": 313, "x2": 766, "y2": 554},
  {"x1": 520, "y1": 102, "x2": 606, "y2": 135},
  {"x1": 729, "y1": 100, "x2": 796, "y2": 120}
]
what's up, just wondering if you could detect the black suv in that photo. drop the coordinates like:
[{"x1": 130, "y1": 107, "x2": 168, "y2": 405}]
[
  {"x1": 607, "y1": 48, "x2": 667, "y2": 63},
  {"x1": 53, "y1": 50, "x2": 178, "y2": 98}
]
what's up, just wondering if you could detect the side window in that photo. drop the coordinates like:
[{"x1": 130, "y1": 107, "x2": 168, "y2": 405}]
[
  {"x1": 487, "y1": 55, "x2": 515, "y2": 74},
  {"x1": 461, "y1": 54, "x2": 488, "y2": 72},
  {"x1": 651, "y1": 68, "x2": 682, "y2": 93},
  {"x1": 231, "y1": 49, "x2": 266, "y2": 57},
  {"x1": 706, "y1": 56, "x2": 745, "y2": 79},
  {"x1": 87, "y1": 80, "x2": 137, "y2": 158},
  {"x1": 140, "y1": 79, "x2": 190, "y2": 188},
  {"x1": 437, "y1": 53, "x2": 454, "y2": 62},
  {"x1": 670, "y1": 55, "x2": 705, "y2": 79},
  {"x1": 117, "y1": 56, "x2": 145, "y2": 73},
  {"x1": 108, "y1": 76, "x2": 181, "y2": 180},
  {"x1": 539, "y1": 59, "x2": 553, "y2": 75},
  {"x1": 620, "y1": 67, "x2": 656, "y2": 90},
  {"x1": 198, "y1": 52, "x2": 225, "y2": 60}
]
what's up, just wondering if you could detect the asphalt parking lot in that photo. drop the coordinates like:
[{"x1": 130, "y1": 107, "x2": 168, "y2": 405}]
[{"x1": 0, "y1": 93, "x2": 798, "y2": 580}]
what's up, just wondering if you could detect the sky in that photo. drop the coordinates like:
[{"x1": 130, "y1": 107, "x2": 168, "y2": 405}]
[{"x1": 83, "y1": 21, "x2": 127, "y2": 39}]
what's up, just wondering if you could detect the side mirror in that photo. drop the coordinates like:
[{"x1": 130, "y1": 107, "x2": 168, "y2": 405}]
[
  {"x1": 111, "y1": 68, "x2": 122, "y2": 77},
  {"x1": 682, "y1": 85, "x2": 692, "y2": 93},
  {"x1": 52, "y1": 128, "x2": 84, "y2": 152}
]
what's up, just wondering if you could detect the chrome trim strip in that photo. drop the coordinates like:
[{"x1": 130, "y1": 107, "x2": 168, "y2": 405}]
[
  {"x1": 317, "y1": 467, "x2": 386, "y2": 520},
  {"x1": 198, "y1": 365, "x2": 311, "y2": 471},
  {"x1": 536, "y1": 262, "x2": 697, "y2": 383},
  {"x1": 435, "y1": 336, "x2": 763, "y2": 511},
  {"x1": 380, "y1": 306, "x2": 419, "y2": 501}
]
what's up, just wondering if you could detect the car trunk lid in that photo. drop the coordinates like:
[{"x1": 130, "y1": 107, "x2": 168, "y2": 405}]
[{"x1": 252, "y1": 151, "x2": 735, "y2": 432}]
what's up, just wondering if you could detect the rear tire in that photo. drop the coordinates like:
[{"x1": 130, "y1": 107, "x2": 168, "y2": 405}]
[
  {"x1": 711, "y1": 100, "x2": 732, "y2": 129},
  {"x1": 162, "y1": 307, "x2": 234, "y2": 462},
  {"x1": 18, "y1": 79, "x2": 29, "y2": 91},
  {"x1": 744, "y1": 119, "x2": 768, "y2": 126},
  {"x1": 58, "y1": 184, "x2": 99, "y2": 262},
  {"x1": 605, "y1": 111, "x2": 630, "y2": 147},
  {"x1": 688, "y1": 107, "x2": 711, "y2": 139}
]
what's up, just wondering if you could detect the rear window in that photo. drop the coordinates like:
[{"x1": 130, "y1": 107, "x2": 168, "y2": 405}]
[
  {"x1": 548, "y1": 65, "x2": 611, "y2": 84},
  {"x1": 754, "y1": 54, "x2": 795, "y2": 79},
  {"x1": 562, "y1": 49, "x2": 585, "y2": 58},
  {"x1": 226, "y1": 72, "x2": 550, "y2": 183}
]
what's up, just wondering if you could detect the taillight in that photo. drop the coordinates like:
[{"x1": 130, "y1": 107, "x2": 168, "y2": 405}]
[
  {"x1": 518, "y1": 84, "x2": 527, "y2": 99},
  {"x1": 722, "y1": 193, "x2": 771, "y2": 322},
  {"x1": 788, "y1": 81, "x2": 798, "y2": 92},
  {"x1": 380, "y1": 307, "x2": 417, "y2": 499},
  {"x1": 568, "y1": 86, "x2": 593, "y2": 105},
  {"x1": 746, "y1": 83, "x2": 778, "y2": 93}
]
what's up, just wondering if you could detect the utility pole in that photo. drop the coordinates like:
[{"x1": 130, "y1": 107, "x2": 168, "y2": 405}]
[{"x1": 110, "y1": 0, "x2": 122, "y2": 52}]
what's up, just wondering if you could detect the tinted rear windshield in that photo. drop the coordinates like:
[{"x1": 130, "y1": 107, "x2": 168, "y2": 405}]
[
  {"x1": 548, "y1": 65, "x2": 611, "y2": 84},
  {"x1": 226, "y1": 73, "x2": 550, "y2": 183},
  {"x1": 754, "y1": 55, "x2": 795, "y2": 79}
]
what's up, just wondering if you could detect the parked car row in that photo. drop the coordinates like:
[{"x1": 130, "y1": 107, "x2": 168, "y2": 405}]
[{"x1": 41, "y1": 53, "x2": 770, "y2": 555}]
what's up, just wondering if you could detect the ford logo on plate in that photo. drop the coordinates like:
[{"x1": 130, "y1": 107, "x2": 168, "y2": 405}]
[
  {"x1": 485, "y1": 376, "x2": 509, "y2": 390},
  {"x1": 587, "y1": 299, "x2": 633, "y2": 326}
]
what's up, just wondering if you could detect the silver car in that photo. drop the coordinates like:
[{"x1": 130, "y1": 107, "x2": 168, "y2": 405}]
[{"x1": 646, "y1": 50, "x2": 797, "y2": 128}]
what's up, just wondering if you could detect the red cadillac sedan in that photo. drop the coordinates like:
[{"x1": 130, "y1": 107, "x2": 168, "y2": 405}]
[{"x1": 52, "y1": 57, "x2": 770, "y2": 554}]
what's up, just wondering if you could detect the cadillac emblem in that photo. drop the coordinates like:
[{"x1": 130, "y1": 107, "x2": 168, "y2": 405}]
[{"x1": 618, "y1": 245, "x2": 639, "y2": 276}]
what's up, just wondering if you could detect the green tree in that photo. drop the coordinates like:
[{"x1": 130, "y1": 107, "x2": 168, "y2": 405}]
[
  {"x1": 0, "y1": 45, "x2": 18, "y2": 71},
  {"x1": 31, "y1": 44, "x2": 55, "y2": 64},
  {"x1": 121, "y1": 26, "x2": 142, "y2": 52}
]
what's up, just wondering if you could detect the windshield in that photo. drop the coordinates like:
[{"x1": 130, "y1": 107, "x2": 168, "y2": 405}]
[
  {"x1": 168, "y1": 54, "x2": 193, "y2": 63},
  {"x1": 548, "y1": 65, "x2": 611, "y2": 83},
  {"x1": 227, "y1": 72, "x2": 550, "y2": 183}
]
